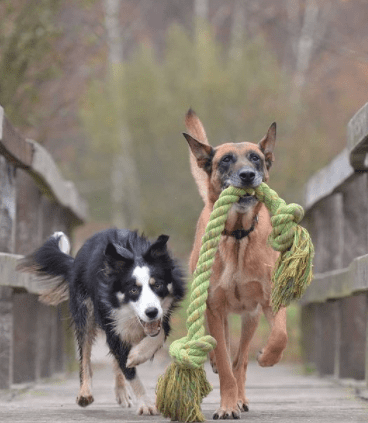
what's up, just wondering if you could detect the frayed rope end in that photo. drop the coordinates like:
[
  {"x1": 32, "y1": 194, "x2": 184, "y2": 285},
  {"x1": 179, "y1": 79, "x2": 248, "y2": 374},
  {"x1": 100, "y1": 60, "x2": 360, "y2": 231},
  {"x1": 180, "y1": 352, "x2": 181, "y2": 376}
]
[
  {"x1": 271, "y1": 226, "x2": 315, "y2": 313},
  {"x1": 156, "y1": 362, "x2": 212, "y2": 422}
]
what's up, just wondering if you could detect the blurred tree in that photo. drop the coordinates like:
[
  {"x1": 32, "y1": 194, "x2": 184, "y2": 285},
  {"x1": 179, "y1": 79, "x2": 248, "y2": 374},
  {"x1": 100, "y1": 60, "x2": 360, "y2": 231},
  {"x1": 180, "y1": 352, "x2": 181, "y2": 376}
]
[
  {"x1": 80, "y1": 23, "x2": 312, "y2": 255},
  {"x1": 103, "y1": 0, "x2": 141, "y2": 228},
  {"x1": 0, "y1": 0, "x2": 62, "y2": 127}
]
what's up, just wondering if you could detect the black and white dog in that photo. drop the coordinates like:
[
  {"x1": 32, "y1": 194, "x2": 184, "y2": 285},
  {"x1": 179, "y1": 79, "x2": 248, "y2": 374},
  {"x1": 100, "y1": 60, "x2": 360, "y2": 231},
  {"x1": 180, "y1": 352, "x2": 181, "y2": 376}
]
[{"x1": 17, "y1": 229, "x2": 185, "y2": 415}]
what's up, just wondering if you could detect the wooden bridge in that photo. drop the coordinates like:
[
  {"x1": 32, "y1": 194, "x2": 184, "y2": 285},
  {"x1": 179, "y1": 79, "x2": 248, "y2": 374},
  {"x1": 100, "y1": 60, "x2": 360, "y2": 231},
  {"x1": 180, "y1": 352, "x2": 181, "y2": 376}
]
[
  {"x1": 0, "y1": 105, "x2": 87, "y2": 388},
  {"x1": 0, "y1": 103, "x2": 368, "y2": 420}
]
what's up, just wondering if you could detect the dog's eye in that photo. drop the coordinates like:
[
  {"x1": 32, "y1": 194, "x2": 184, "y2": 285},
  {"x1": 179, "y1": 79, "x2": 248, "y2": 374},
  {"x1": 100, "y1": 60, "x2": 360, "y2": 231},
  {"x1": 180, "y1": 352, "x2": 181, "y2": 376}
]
[
  {"x1": 153, "y1": 281, "x2": 162, "y2": 290},
  {"x1": 221, "y1": 155, "x2": 233, "y2": 164},
  {"x1": 249, "y1": 153, "x2": 260, "y2": 162},
  {"x1": 130, "y1": 287, "x2": 139, "y2": 295}
]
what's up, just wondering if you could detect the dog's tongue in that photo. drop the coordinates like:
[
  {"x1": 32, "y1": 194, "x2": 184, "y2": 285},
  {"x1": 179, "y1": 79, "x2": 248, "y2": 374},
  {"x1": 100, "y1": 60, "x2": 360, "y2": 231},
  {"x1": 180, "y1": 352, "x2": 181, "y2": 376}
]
[{"x1": 142, "y1": 320, "x2": 161, "y2": 337}]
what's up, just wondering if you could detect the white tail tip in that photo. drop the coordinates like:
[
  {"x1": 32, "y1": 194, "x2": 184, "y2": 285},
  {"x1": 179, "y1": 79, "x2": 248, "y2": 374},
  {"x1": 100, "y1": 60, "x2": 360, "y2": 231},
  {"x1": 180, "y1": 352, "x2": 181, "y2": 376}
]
[{"x1": 52, "y1": 231, "x2": 71, "y2": 255}]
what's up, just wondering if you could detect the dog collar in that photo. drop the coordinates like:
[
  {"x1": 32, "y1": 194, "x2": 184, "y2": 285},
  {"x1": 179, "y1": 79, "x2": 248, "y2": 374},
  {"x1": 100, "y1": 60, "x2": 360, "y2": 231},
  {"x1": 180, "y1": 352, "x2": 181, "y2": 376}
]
[{"x1": 222, "y1": 215, "x2": 259, "y2": 240}]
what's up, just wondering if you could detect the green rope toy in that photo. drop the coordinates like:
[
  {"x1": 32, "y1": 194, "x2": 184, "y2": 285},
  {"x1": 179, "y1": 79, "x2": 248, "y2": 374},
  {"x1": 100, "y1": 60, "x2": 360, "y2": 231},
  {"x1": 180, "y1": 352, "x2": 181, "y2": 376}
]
[{"x1": 156, "y1": 182, "x2": 314, "y2": 422}]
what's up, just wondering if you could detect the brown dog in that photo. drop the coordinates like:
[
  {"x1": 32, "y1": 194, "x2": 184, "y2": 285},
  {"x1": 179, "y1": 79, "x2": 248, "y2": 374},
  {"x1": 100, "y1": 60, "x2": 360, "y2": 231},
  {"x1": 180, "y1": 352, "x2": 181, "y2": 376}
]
[{"x1": 183, "y1": 110, "x2": 288, "y2": 420}]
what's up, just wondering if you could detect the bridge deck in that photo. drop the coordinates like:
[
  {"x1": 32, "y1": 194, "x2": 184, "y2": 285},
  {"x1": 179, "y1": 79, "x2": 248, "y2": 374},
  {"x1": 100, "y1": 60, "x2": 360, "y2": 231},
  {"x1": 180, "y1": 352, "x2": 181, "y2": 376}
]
[{"x1": 1, "y1": 336, "x2": 367, "y2": 422}]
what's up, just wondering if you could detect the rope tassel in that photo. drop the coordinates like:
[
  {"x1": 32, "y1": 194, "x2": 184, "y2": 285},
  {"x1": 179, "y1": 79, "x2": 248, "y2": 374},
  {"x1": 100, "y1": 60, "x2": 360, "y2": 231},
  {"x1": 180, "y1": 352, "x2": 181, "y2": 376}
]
[{"x1": 156, "y1": 183, "x2": 314, "y2": 421}]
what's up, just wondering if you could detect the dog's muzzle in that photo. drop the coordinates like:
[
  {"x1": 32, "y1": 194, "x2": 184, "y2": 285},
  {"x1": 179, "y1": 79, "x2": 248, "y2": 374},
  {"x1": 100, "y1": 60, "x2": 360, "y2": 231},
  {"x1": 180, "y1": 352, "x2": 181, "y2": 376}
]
[{"x1": 139, "y1": 312, "x2": 162, "y2": 337}]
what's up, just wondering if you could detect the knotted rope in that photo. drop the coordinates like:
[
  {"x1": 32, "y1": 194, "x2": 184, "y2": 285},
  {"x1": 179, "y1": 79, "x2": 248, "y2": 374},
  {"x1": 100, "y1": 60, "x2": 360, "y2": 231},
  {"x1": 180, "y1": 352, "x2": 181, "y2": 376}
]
[{"x1": 156, "y1": 182, "x2": 314, "y2": 422}]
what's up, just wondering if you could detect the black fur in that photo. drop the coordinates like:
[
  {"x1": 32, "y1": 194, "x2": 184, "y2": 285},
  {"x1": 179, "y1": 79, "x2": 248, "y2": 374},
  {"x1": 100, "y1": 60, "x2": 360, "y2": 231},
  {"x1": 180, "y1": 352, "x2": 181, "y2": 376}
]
[{"x1": 18, "y1": 229, "x2": 185, "y2": 401}]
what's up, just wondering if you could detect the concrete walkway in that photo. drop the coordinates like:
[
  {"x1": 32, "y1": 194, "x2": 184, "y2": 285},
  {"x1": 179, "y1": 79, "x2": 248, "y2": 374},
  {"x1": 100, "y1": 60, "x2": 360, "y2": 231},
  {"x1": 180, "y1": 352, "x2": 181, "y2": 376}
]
[{"x1": 1, "y1": 335, "x2": 367, "y2": 422}]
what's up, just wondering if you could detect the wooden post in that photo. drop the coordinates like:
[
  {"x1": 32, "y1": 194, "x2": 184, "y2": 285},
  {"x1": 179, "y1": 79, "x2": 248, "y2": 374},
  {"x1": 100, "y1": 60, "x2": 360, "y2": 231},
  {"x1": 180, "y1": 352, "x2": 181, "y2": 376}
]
[
  {"x1": 0, "y1": 154, "x2": 16, "y2": 389},
  {"x1": 315, "y1": 302, "x2": 335, "y2": 376},
  {"x1": 300, "y1": 304, "x2": 317, "y2": 368},
  {"x1": 366, "y1": 293, "x2": 368, "y2": 388},
  {"x1": 306, "y1": 193, "x2": 344, "y2": 273},
  {"x1": 338, "y1": 294, "x2": 366, "y2": 380},
  {"x1": 341, "y1": 173, "x2": 368, "y2": 267},
  {"x1": 0, "y1": 287, "x2": 13, "y2": 389},
  {"x1": 0, "y1": 156, "x2": 16, "y2": 252}
]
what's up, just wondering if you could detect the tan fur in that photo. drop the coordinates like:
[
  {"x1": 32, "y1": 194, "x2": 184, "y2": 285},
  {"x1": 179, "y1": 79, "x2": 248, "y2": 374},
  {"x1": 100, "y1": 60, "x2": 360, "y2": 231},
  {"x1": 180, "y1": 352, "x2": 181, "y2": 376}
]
[
  {"x1": 16, "y1": 260, "x2": 69, "y2": 306},
  {"x1": 185, "y1": 110, "x2": 287, "y2": 419},
  {"x1": 185, "y1": 108, "x2": 210, "y2": 203},
  {"x1": 76, "y1": 299, "x2": 97, "y2": 407}
]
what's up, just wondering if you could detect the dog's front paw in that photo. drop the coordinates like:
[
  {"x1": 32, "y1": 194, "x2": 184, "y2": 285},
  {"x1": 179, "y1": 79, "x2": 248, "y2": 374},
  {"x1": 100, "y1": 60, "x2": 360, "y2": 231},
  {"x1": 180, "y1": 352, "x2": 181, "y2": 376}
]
[
  {"x1": 127, "y1": 346, "x2": 148, "y2": 368},
  {"x1": 76, "y1": 394, "x2": 94, "y2": 407},
  {"x1": 213, "y1": 405, "x2": 241, "y2": 420},
  {"x1": 237, "y1": 399, "x2": 249, "y2": 412},
  {"x1": 115, "y1": 384, "x2": 133, "y2": 408},
  {"x1": 137, "y1": 398, "x2": 159, "y2": 415},
  {"x1": 257, "y1": 348, "x2": 283, "y2": 367}
]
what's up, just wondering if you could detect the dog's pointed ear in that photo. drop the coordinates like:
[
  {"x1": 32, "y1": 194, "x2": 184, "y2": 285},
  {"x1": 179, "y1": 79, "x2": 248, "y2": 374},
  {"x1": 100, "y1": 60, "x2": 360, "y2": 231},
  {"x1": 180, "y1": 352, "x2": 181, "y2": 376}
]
[
  {"x1": 183, "y1": 132, "x2": 214, "y2": 174},
  {"x1": 185, "y1": 108, "x2": 209, "y2": 145},
  {"x1": 258, "y1": 122, "x2": 276, "y2": 170},
  {"x1": 105, "y1": 243, "x2": 134, "y2": 265},
  {"x1": 145, "y1": 235, "x2": 169, "y2": 260}
]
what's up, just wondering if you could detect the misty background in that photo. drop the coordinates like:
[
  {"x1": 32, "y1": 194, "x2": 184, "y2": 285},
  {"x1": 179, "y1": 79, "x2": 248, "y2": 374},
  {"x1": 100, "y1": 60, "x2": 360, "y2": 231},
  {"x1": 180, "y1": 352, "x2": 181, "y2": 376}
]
[{"x1": 1, "y1": 0, "x2": 367, "y2": 260}]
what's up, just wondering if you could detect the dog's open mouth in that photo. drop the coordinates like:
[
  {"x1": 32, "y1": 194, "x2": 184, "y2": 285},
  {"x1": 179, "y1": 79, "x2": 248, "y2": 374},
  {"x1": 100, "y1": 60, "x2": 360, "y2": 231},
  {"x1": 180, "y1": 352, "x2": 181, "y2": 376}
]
[
  {"x1": 139, "y1": 318, "x2": 162, "y2": 337},
  {"x1": 238, "y1": 193, "x2": 256, "y2": 205}
]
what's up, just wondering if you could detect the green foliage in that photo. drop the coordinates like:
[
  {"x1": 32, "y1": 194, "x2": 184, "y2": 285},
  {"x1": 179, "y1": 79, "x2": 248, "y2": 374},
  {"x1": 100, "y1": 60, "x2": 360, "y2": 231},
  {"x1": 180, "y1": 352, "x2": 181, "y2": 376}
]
[
  {"x1": 79, "y1": 22, "x2": 330, "y2": 256},
  {"x1": 0, "y1": 0, "x2": 62, "y2": 127}
]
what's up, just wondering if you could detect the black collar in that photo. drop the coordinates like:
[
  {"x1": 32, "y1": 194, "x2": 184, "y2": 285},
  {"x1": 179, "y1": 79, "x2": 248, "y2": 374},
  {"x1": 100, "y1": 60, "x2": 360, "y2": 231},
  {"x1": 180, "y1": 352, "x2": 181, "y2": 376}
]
[{"x1": 222, "y1": 215, "x2": 258, "y2": 240}]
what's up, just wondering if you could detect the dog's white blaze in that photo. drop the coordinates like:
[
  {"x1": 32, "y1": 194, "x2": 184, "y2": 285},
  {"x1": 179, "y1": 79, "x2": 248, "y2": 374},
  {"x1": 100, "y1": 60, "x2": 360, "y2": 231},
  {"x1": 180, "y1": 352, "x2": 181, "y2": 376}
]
[
  {"x1": 53, "y1": 231, "x2": 71, "y2": 255},
  {"x1": 131, "y1": 266, "x2": 162, "y2": 323},
  {"x1": 116, "y1": 292, "x2": 125, "y2": 304}
]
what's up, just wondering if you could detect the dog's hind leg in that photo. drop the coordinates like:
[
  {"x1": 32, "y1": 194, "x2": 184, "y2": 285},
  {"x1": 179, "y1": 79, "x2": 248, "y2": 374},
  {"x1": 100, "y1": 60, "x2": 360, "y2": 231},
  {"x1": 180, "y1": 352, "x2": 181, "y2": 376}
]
[
  {"x1": 232, "y1": 308, "x2": 261, "y2": 412},
  {"x1": 114, "y1": 359, "x2": 133, "y2": 408},
  {"x1": 75, "y1": 300, "x2": 97, "y2": 407},
  {"x1": 257, "y1": 305, "x2": 288, "y2": 367}
]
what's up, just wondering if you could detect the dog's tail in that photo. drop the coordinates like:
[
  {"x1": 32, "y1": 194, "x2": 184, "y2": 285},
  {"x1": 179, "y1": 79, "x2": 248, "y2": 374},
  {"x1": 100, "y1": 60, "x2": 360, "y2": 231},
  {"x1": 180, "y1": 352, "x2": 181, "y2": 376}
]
[
  {"x1": 185, "y1": 109, "x2": 210, "y2": 204},
  {"x1": 17, "y1": 232, "x2": 73, "y2": 305}
]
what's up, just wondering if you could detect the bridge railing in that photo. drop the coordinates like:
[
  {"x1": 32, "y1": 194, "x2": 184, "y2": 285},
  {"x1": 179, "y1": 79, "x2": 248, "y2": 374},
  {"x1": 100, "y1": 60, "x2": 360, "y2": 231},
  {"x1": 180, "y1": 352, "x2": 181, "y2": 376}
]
[
  {"x1": 0, "y1": 106, "x2": 88, "y2": 389},
  {"x1": 301, "y1": 102, "x2": 368, "y2": 389}
]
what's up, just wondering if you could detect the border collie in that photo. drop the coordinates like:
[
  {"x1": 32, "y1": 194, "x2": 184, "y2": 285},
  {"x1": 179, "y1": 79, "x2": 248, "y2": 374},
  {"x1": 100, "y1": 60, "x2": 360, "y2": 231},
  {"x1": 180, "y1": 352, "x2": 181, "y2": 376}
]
[{"x1": 17, "y1": 229, "x2": 185, "y2": 415}]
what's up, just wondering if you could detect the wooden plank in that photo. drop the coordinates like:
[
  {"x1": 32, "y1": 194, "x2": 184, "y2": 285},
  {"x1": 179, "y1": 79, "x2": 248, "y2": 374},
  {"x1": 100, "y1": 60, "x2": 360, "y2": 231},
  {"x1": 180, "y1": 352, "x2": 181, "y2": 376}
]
[
  {"x1": 304, "y1": 149, "x2": 354, "y2": 210},
  {"x1": 12, "y1": 293, "x2": 39, "y2": 383},
  {"x1": 0, "y1": 106, "x2": 87, "y2": 225},
  {"x1": 0, "y1": 157, "x2": 16, "y2": 253},
  {"x1": 301, "y1": 253, "x2": 368, "y2": 304},
  {"x1": 338, "y1": 294, "x2": 366, "y2": 380},
  {"x1": 15, "y1": 170, "x2": 43, "y2": 255},
  {"x1": 0, "y1": 253, "x2": 48, "y2": 295},
  {"x1": 306, "y1": 194, "x2": 344, "y2": 273},
  {"x1": 0, "y1": 107, "x2": 33, "y2": 168},
  {"x1": 366, "y1": 293, "x2": 368, "y2": 389},
  {"x1": 0, "y1": 287, "x2": 13, "y2": 389},
  {"x1": 29, "y1": 141, "x2": 88, "y2": 224},
  {"x1": 347, "y1": 101, "x2": 368, "y2": 170},
  {"x1": 1, "y1": 357, "x2": 368, "y2": 422},
  {"x1": 300, "y1": 304, "x2": 317, "y2": 368},
  {"x1": 341, "y1": 173, "x2": 368, "y2": 267},
  {"x1": 315, "y1": 303, "x2": 336, "y2": 376}
]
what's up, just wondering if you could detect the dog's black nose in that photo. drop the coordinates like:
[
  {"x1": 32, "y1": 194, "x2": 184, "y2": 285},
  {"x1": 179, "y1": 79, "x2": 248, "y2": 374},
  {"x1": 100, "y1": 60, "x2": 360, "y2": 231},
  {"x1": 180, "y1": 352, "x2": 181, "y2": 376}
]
[
  {"x1": 239, "y1": 169, "x2": 256, "y2": 184},
  {"x1": 145, "y1": 307, "x2": 159, "y2": 319}
]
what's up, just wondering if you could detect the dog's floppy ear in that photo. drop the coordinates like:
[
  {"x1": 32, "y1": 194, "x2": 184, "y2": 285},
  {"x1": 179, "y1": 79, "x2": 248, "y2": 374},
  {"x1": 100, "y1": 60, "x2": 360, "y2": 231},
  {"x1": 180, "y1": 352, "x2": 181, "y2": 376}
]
[
  {"x1": 105, "y1": 243, "x2": 134, "y2": 266},
  {"x1": 258, "y1": 122, "x2": 276, "y2": 170},
  {"x1": 145, "y1": 235, "x2": 169, "y2": 259},
  {"x1": 183, "y1": 133, "x2": 214, "y2": 174}
]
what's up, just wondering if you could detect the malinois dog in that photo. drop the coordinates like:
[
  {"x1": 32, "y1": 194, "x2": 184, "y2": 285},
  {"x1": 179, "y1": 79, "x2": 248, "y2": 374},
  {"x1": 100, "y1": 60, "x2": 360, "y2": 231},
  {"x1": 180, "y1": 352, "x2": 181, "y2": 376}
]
[{"x1": 183, "y1": 109, "x2": 287, "y2": 419}]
